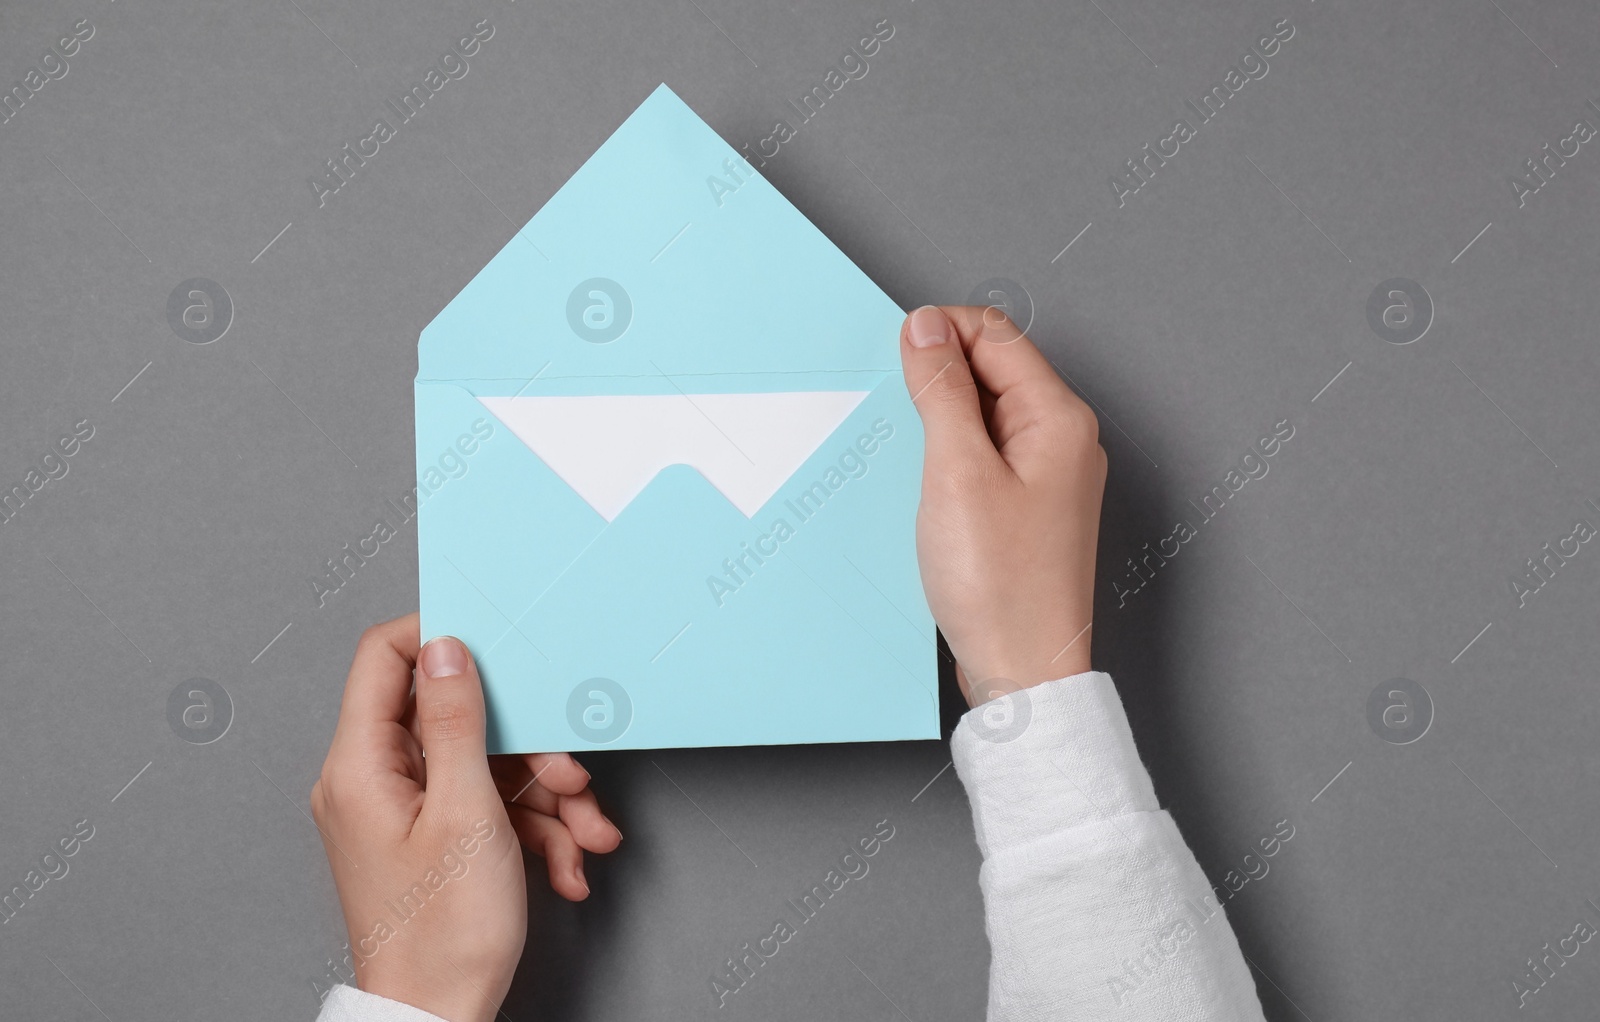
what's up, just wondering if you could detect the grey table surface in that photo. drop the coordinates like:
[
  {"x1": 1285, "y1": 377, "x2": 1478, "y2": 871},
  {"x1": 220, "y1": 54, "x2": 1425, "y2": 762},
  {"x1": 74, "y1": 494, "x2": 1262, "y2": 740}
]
[{"x1": 3, "y1": 0, "x2": 1598, "y2": 1018}]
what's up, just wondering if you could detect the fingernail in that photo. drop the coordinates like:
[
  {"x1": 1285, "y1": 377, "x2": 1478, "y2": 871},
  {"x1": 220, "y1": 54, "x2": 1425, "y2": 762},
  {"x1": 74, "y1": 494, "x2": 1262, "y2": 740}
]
[
  {"x1": 575, "y1": 864, "x2": 589, "y2": 893},
  {"x1": 419, "y1": 636, "x2": 470, "y2": 680},
  {"x1": 908, "y1": 306, "x2": 950, "y2": 348},
  {"x1": 605, "y1": 817, "x2": 624, "y2": 842}
]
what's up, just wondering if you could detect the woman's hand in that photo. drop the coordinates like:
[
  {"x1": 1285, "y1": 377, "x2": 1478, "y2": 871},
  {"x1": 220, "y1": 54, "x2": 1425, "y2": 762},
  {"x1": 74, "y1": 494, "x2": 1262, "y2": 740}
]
[
  {"x1": 899, "y1": 306, "x2": 1107, "y2": 706},
  {"x1": 311, "y1": 614, "x2": 622, "y2": 1022}
]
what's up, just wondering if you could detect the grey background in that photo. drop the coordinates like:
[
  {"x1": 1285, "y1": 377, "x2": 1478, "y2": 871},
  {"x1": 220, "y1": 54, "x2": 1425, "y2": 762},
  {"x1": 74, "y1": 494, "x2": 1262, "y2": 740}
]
[{"x1": 2, "y1": 0, "x2": 1597, "y2": 1018}]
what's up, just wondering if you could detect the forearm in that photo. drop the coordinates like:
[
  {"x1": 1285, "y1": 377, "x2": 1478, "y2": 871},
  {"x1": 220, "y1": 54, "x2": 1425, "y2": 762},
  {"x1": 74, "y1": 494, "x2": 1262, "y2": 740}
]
[{"x1": 952, "y1": 672, "x2": 1266, "y2": 1021}]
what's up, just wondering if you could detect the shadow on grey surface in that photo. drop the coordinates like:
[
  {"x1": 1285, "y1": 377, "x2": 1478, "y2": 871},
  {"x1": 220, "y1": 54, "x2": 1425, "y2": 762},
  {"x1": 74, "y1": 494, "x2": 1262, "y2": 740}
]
[
  {"x1": 503, "y1": 713, "x2": 971, "y2": 1019},
  {"x1": 1094, "y1": 435, "x2": 1296, "y2": 1022},
  {"x1": 505, "y1": 751, "x2": 639, "y2": 1021}
]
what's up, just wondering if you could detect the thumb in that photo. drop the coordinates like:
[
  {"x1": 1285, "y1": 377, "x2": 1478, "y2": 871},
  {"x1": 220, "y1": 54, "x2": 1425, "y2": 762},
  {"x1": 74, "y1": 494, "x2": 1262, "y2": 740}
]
[
  {"x1": 900, "y1": 306, "x2": 994, "y2": 468},
  {"x1": 414, "y1": 636, "x2": 495, "y2": 800}
]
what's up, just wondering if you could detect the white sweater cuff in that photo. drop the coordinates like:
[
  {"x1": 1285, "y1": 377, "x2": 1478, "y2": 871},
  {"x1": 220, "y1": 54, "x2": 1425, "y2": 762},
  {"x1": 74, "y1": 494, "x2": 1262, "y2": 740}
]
[
  {"x1": 315, "y1": 985, "x2": 449, "y2": 1022},
  {"x1": 950, "y1": 671, "x2": 1158, "y2": 858}
]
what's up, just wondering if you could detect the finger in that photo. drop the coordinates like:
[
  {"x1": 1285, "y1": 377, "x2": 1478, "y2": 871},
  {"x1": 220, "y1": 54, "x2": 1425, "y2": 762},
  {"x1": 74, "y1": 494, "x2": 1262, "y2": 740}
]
[
  {"x1": 332, "y1": 614, "x2": 421, "y2": 748},
  {"x1": 413, "y1": 636, "x2": 495, "y2": 801},
  {"x1": 900, "y1": 306, "x2": 998, "y2": 469},
  {"x1": 489, "y1": 752, "x2": 594, "y2": 812},
  {"x1": 938, "y1": 305, "x2": 1098, "y2": 470},
  {"x1": 521, "y1": 753, "x2": 591, "y2": 797},
  {"x1": 939, "y1": 305, "x2": 1072, "y2": 401},
  {"x1": 507, "y1": 803, "x2": 589, "y2": 901},
  {"x1": 401, "y1": 698, "x2": 424, "y2": 752},
  {"x1": 489, "y1": 757, "x2": 558, "y2": 815},
  {"x1": 557, "y1": 788, "x2": 624, "y2": 853},
  {"x1": 488, "y1": 758, "x2": 623, "y2": 851},
  {"x1": 394, "y1": 696, "x2": 426, "y2": 785}
]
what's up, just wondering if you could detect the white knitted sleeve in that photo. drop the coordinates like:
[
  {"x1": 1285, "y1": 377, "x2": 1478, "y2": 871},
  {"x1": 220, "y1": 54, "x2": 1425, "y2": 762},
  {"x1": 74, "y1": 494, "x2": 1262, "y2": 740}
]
[
  {"x1": 314, "y1": 985, "x2": 449, "y2": 1022},
  {"x1": 950, "y1": 672, "x2": 1267, "y2": 1022}
]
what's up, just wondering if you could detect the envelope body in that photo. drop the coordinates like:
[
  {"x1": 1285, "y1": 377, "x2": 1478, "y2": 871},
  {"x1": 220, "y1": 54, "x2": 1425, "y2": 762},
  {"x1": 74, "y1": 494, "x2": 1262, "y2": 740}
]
[{"x1": 416, "y1": 84, "x2": 937, "y2": 752}]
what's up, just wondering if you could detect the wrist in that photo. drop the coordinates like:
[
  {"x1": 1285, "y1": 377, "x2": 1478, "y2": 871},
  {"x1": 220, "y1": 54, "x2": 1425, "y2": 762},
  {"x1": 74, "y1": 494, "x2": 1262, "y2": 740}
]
[
  {"x1": 959, "y1": 642, "x2": 1093, "y2": 707},
  {"x1": 359, "y1": 964, "x2": 501, "y2": 1022}
]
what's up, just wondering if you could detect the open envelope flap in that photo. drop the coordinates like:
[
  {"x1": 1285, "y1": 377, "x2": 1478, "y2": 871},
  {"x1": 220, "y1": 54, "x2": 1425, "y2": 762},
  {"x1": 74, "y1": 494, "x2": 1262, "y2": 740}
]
[{"x1": 418, "y1": 84, "x2": 905, "y2": 383}]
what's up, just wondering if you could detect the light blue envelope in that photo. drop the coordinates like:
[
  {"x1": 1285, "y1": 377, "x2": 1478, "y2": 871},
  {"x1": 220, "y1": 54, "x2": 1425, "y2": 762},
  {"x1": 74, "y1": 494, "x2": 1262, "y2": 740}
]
[{"x1": 416, "y1": 84, "x2": 937, "y2": 752}]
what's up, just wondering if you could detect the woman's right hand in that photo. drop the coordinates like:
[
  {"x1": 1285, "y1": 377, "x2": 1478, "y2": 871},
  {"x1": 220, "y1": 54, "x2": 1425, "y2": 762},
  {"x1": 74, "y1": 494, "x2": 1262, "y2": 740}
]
[{"x1": 897, "y1": 305, "x2": 1107, "y2": 705}]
